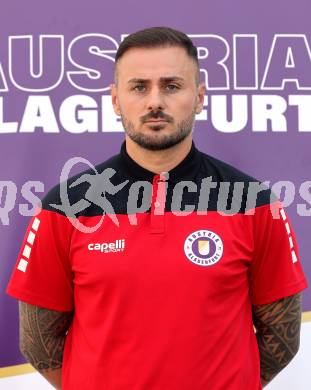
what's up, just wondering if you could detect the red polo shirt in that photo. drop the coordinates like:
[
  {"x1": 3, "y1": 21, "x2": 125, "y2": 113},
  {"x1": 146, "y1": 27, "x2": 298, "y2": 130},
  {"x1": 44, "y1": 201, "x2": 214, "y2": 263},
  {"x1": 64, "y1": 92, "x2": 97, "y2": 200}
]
[{"x1": 7, "y1": 141, "x2": 307, "y2": 389}]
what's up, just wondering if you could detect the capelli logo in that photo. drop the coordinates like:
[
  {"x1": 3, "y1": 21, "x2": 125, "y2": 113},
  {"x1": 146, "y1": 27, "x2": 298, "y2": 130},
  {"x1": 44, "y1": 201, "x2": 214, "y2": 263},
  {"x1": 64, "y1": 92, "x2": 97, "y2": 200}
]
[{"x1": 88, "y1": 239, "x2": 125, "y2": 253}]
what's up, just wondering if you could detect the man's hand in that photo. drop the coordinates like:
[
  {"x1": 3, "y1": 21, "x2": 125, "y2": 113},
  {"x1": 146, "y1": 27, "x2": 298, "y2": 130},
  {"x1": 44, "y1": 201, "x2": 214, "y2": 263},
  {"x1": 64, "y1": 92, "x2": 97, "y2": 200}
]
[
  {"x1": 252, "y1": 293, "x2": 302, "y2": 387},
  {"x1": 19, "y1": 301, "x2": 74, "y2": 390}
]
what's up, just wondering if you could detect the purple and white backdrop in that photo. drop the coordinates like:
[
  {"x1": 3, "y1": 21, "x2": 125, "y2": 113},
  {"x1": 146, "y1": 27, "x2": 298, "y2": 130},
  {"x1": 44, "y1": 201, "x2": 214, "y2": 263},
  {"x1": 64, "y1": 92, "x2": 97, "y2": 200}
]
[{"x1": 0, "y1": 0, "x2": 310, "y2": 387}]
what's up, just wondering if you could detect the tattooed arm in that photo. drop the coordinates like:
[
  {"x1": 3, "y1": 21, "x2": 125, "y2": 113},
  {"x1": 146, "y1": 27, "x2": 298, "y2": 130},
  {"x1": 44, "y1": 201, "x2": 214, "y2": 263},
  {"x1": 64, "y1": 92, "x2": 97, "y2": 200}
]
[
  {"x1": 252, "y1": 293, "x2": 302, "y2": 387},
  {"x1": 19, "y1": 301, "x2": 74, "y2": 390}
]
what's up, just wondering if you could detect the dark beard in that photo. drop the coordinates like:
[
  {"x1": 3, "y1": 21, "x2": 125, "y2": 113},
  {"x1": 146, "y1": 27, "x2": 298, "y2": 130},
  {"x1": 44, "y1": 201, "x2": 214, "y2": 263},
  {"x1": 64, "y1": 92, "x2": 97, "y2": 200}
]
[{"x1": 121, "y1": 110, "x2": 196, "y2": 151}]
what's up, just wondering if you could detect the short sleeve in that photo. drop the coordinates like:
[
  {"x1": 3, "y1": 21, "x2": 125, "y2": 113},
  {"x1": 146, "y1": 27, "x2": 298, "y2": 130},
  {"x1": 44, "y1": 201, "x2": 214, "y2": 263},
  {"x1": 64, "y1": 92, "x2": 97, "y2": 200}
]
[
  {"x1": 249, "y1": 200, "x2": 308, "y2": 305},
  {"x1": 6, "y1": 208, "x2": 74, "y2": 312}
]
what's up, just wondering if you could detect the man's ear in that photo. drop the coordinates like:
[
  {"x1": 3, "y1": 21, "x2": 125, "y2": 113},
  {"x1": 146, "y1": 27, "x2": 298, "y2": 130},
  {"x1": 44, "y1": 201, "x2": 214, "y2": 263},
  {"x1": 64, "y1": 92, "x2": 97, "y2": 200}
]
[
  {"x1": 110, "y1": 83, "x2": 121, "y2": 116},
  {"x1": 195, "y1": 82, "x2": 206, "y2": 114}
]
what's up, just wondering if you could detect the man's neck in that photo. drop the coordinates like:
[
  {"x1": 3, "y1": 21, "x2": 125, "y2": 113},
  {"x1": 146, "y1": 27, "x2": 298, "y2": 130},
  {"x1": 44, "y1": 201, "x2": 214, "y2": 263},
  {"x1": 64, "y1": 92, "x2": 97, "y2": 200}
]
[{"x1": 124, "y1": 136, "x2": 193, "y2": 174}]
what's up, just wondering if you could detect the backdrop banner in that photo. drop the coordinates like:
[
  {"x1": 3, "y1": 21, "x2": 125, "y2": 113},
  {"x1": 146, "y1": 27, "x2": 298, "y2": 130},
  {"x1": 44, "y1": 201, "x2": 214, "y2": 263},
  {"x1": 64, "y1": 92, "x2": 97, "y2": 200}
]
[{"x1": 0, "y1": 0, "x2": 310, "y2": 384}]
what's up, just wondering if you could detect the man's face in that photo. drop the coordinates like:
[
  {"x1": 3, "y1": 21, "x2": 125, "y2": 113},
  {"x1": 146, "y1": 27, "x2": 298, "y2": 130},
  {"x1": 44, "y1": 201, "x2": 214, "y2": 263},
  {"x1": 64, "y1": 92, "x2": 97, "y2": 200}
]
[{"x1": 111, "y1": 46, "x2": 206, "y2": 151}]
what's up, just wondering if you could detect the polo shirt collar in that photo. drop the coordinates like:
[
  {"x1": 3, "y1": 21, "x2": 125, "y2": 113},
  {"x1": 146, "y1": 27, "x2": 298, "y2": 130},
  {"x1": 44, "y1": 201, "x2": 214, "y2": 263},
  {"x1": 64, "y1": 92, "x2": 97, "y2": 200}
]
[{"x1": 119, "y1": 140, "x2": 202, "y2": 183}]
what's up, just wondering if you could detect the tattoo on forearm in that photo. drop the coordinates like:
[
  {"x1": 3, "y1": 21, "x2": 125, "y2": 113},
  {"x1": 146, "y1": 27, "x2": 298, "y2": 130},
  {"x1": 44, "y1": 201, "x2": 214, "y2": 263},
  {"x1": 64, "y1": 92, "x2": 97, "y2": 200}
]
[
  {"x1": 19, "y1": 302, "x2": 73, "y2": 373},
  {"x1": 253, "y1": 293, "x2": 302, "y2": 386}
]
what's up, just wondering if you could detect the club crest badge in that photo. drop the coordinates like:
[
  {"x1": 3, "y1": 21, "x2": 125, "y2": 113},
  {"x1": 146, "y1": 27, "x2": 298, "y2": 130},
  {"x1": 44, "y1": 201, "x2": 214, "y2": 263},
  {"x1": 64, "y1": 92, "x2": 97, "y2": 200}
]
[{"x1": 184, "y1": 230, "x2": 224, "y2": 267}]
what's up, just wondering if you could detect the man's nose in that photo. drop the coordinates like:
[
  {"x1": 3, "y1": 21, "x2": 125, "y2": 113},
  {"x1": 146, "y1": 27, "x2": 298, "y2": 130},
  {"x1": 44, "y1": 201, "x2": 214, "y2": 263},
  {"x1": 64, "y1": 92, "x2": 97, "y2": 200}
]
[{"x1": 146, "y1": 88, "x2": 166, "y2": 111}]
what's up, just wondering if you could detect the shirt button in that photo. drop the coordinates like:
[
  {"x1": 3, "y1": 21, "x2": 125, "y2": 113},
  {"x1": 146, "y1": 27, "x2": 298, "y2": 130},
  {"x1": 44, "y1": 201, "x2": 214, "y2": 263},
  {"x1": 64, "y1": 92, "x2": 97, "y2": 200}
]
[{"x1": 154, "y1": 201, "x2": 160, "y2": 208}]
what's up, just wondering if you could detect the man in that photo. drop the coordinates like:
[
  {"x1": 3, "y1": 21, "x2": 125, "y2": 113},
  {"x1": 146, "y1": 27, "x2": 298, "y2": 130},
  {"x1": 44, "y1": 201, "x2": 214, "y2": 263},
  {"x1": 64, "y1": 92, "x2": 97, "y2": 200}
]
[{"x1": 7, "y1": 27, "x2": 307, "y2": 389}]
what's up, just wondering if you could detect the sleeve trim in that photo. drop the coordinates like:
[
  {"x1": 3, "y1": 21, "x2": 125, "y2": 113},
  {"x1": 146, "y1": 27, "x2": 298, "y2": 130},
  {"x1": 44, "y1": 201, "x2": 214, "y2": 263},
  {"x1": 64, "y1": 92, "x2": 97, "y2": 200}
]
[
  {"x1": 251, "y1": 278, "x2": 308, "y2": 306},
  {"x1": 6, "y1": 285, "x2": 74, "y2": 312}
]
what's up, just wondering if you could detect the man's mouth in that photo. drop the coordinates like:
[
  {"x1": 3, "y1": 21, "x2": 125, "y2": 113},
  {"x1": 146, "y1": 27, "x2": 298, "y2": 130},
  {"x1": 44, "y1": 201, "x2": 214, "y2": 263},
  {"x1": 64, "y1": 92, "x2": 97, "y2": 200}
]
[{"x1": 145, "y1": 119, "x2": 168, "y2": 123}]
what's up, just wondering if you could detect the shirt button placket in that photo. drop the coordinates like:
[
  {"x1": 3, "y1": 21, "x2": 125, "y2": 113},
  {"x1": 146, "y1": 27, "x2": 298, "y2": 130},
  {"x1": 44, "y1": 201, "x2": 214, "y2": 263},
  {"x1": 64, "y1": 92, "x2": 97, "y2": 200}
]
[{"x1": 150, "y1": 174, "x2": 167, "y2": 234}]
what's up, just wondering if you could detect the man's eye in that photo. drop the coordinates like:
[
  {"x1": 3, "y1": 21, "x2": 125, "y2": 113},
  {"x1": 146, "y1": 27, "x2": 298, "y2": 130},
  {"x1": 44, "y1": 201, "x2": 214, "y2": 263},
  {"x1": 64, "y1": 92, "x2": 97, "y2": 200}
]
[
  {"x1": 165, "y1": 84, "x2": 179, "y2": 91},
  {"x1": 133, "y1": 85, "x2": 146, "y2": 92}
]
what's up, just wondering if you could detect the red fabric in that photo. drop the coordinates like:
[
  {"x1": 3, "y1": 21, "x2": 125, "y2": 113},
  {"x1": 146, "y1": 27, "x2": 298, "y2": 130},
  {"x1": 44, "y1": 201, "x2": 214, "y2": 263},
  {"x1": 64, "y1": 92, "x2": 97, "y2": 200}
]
[
  {"x1": 249, "y1": 201, "x2": 307, "y2": 305},
  {"x1": 7, "y1": 202, "x2": 307, "y2": 389},
  {"x1": 7, "y1": 210, "x2": 73, "y2": 311}
]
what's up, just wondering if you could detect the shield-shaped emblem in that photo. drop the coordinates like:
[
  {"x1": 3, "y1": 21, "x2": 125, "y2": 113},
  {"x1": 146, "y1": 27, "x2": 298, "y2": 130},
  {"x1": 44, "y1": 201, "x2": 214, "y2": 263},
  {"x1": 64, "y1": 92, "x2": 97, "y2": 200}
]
[{"x1": 198, "y1": 240, "x2": 210, "y2": 256}]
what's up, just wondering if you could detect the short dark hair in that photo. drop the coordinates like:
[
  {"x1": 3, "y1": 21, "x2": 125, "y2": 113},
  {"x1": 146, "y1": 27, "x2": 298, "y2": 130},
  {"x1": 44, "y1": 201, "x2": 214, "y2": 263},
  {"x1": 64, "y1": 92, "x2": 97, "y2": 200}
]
[
  {"x1": 115, "y1": 26, "x2": 200, "y2": 83},
  {"x1": 116, "y1": 26, "x2": 198, "y2": 64}
]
